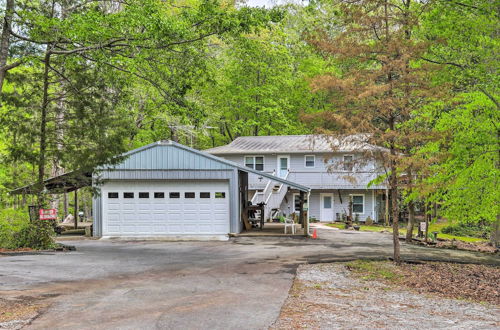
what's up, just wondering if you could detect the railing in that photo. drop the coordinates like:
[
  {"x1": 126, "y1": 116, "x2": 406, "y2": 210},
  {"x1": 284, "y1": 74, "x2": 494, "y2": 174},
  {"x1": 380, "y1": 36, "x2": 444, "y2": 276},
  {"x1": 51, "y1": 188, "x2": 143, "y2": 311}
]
[
  {"x1": 251, "y1": 170, "x2": 276, "y2": 204},
  {"x1": 263, "y1": 170, "x2": 289, "y2": 220}
]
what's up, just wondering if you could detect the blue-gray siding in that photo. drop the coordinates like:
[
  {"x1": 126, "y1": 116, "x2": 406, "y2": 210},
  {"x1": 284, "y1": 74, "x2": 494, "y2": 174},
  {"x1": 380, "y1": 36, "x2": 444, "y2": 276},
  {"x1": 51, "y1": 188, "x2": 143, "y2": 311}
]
[
  {"x1": 216, "y1": 153, "x2": 385, "y2": 190},
  {"x1": 93, "y1": 143, "x2": 242, "y2": 236},
  {"x1": 113, "y1": 145, "x2": 235, "y2": 171},
  {"x1": 280, "y1": 189, "x2": 379, "y2": 222}
]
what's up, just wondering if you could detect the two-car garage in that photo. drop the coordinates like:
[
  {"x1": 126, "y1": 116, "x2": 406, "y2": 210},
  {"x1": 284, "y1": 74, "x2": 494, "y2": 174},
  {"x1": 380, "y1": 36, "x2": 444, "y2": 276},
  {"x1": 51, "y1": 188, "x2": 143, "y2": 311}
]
[{"x1": 101, "y1": 180, "x2": 230, "y2": 236}]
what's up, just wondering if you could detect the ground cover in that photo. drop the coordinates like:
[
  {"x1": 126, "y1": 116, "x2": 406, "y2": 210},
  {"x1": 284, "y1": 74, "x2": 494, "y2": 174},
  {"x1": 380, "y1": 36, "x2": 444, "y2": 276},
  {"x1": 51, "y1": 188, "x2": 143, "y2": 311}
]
[
  {"x1": 326, "y1": 221, "x2": 488, "y2": 243},
  {"x1": 271, "y1": 262, "x2": 500, "y2": 329}
]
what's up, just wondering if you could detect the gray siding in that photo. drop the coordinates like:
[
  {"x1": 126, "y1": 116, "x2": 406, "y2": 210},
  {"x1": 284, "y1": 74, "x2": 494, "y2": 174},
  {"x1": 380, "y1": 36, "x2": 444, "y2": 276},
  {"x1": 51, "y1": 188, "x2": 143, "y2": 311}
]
[
  {"x1": 112, "y1": 145, "x2": 234, "y2": 171},
  {"x1": 282, "y1": 189, "x2": 378, "y2": 223},
  {"x1": 216, "y1": 153, "x2": 386, "y2": 190},
  {"x1": 92, "y1": 192, "x2": 102, "y2": 237}
]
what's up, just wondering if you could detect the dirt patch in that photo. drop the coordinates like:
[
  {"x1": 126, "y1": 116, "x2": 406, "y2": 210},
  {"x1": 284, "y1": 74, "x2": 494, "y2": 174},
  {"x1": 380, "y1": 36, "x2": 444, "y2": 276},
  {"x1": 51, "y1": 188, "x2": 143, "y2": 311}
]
[
  {"x1": 0, "y1": 248, "x2": 33, "y2": 253},
  {"x1": 271, "y1": 263, "x2": 500, "y2": 329},
  {"x1": 435, "y1": 240, "x2": 498, "y2": 253},
  {"x1": 0, "y1": 296, "x2": 49, "y2": 329},
  {"x1": 347, "y1": 260, "x2": 500, "y2": 305}
]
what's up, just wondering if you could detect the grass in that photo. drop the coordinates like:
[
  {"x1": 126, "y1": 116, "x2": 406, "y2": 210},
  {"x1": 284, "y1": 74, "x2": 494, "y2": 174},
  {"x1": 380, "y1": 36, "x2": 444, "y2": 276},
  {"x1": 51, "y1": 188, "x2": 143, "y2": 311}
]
[
  {"x1": 326, "y1": 221, "x2": 487, "y2": 243},
  {"x1": 345, "y1": 260, "x2": 402, "y2": 283}
]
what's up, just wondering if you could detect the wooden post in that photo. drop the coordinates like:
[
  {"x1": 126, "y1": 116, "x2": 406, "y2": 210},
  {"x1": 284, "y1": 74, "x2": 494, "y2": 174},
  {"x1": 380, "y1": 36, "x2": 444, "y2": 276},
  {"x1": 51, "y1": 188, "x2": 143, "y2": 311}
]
[
  {"x1": 299, "y1": 191, "x2": 305, "y2": 229},
  {"x1": 424, "y1": 202, "x2": 429, "y2": 243},
  {"x1": 74, "y1": 189, "x2": 78, "y2": 230},
  {"x1": 304, "y1": 192, "x2": 310, "y2": 237}
]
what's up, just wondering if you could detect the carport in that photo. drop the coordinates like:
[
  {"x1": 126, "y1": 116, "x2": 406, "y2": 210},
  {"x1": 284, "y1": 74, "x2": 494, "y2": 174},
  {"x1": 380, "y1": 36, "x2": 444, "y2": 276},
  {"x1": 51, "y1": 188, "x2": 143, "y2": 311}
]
[{"x1": 11, "y1": 141, "x2": 310, "y2": 239}]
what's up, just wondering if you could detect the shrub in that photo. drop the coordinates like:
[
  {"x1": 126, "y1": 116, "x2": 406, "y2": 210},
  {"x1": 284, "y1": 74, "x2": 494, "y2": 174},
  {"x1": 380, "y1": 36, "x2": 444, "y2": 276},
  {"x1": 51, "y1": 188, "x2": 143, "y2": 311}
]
[
  {"x1": 0, "y1": 208, "x2": 55, "y2": 250},
  {"x1": 441, "y1": 222, "x2": 490, "y2": 239},
  {"x1": 365, "y1": 217, "x2": 374, "y2": 226}
]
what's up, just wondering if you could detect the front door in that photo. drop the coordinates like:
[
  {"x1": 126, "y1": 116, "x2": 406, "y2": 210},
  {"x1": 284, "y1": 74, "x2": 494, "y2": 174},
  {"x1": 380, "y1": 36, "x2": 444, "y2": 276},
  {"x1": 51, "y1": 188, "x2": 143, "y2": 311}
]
[
  {"x1": 277, "y1": 156, "x2": 289, "y2": 178},
  {"x1": 320, "y1": 193, "x2": 334, "y2": 222}
]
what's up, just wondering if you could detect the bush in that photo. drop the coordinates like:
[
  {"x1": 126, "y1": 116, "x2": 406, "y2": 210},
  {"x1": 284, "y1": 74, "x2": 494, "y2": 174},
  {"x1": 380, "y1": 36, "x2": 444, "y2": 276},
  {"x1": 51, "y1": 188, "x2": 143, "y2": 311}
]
[
  {"x1": 441, "y1": 222, "x2": 490, "y2": 239},
  {"x1": 0, "y1": 208, "x2": 55, "y2": 250}
]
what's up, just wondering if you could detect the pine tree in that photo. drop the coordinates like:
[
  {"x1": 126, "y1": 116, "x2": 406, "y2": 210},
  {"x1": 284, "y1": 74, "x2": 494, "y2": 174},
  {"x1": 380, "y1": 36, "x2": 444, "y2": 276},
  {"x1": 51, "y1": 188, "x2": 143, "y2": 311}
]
[{"x1": 307, "y1": 0, "x2": 441, "y2": 263}]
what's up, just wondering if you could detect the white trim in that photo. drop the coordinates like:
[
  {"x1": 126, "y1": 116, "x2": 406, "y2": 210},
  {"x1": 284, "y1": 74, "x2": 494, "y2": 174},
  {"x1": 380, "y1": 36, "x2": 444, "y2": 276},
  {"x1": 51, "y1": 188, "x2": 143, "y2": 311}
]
[
  {"x1": 292, "y1": 193, "x2": 309, "y2": 212},
  {"x1": 304, "y1": 155, "x2": 316, "y2": 168},
  {"x1": 349, "y1": 193, "x2": 365, "y2": 215},
  {"x1": 244, "y1": 155, "x2": 265, "y2": 171},
  {"x1": 277, "y1": 155, "x2": 290, "y2": 178},
  {"x1": 372, "y1": 190, "x2": 375, "y2": 221}
]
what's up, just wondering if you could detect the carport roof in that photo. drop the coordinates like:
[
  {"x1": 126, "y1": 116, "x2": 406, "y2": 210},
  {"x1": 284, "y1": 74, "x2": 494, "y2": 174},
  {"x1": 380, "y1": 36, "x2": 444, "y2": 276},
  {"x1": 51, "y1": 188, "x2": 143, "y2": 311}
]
[
  {"x1": 9, "y1": 171, "x2": 92, "y2": 195},
  {"x1": 10, "y1": 141, "x2": 310, "y2": 195}
]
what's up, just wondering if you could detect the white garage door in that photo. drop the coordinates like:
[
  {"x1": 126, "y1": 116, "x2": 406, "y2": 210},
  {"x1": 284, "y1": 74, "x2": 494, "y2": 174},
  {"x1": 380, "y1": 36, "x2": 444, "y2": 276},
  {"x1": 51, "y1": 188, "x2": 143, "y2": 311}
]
[{"x1": 102, "y1": 180, "x2": 230, "y2": 236}]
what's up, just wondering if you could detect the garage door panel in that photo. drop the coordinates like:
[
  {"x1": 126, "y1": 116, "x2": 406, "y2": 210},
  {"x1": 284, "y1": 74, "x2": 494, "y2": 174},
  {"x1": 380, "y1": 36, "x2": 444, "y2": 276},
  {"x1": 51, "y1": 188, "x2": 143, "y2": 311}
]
[{"x1": 102, "y1": 180, "x2": 229, "y2": 236}]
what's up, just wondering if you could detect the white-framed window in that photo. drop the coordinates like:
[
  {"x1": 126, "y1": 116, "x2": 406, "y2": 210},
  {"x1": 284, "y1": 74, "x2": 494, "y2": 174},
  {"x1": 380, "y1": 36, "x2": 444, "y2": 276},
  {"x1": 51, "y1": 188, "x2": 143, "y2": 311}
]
[
  {"x1": 343, "y1": 155, "x2": 354, "y2": 171},
  {"x1": 293, "y1": 193, "x2": 309, "y2": 212},
  {"x1": 351, "y1": 194, "x2": 364, "y2": 214},
  {"x1": 304, "y1": 155, "x2": 315, "y2": 168},
  {"x1": 245, "y1": 156, "x2": 264, "y2": 171}
]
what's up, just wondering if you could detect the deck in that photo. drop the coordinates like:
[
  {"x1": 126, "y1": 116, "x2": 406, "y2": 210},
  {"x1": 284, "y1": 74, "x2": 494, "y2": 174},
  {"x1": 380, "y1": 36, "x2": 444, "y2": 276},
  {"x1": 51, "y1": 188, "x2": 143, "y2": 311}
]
[{"x1": 230, "y1": 222, "x2": 307, "y2": 237}]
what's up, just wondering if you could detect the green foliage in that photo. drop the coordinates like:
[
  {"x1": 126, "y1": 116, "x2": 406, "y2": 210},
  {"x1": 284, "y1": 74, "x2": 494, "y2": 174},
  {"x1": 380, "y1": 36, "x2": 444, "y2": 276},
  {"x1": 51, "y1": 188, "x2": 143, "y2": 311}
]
[
  {"x1": 0, "y1": 208, "x2": 29, "y2": 248},
  {"x1": 441, "y1": 222, "x2": 490, "y2": 239},
  {"x1": 0, "y1": 208, "x2": 55, "y2": 250},
  {"x1": 12, "y1": 221, "x2": 56, "y2": 250},
  {"x1": 415, "y1": 92, "x2": 499, "y2": 226}
]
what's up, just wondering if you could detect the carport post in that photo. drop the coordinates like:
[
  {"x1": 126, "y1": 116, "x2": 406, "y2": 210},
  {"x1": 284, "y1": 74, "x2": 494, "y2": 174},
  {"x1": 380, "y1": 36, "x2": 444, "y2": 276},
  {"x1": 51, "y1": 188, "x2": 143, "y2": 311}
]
[
  {"x1": 299, "y1": 191, "x2": 305, "y2": 232},
  {"x1": 74, "y1": 189, "x2": 78, "y2": 230}
]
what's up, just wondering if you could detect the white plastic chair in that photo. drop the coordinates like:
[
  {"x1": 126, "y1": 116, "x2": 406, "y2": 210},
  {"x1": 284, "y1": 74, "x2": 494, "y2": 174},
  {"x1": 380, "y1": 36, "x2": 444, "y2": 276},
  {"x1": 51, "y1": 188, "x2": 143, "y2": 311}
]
[{"x1": 284, "y1": 216, "x2": 296, "y2": 234}]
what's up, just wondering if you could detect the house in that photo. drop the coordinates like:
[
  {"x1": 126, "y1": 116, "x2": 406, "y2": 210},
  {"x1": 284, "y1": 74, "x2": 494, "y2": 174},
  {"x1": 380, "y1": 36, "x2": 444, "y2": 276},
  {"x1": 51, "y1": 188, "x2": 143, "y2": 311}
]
[
  {"x1": 205, "y1": 135, "x2": 387, "y2": 223},
  {"x1": 90, "y1": 141, "x2": 309, "y2": 238}
]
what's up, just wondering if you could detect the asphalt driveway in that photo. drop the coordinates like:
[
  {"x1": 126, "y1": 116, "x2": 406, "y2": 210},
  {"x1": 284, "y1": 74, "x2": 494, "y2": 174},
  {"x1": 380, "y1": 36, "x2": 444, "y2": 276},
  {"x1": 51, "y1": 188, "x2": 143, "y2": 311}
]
[{"x1": 1, "y1": 226, "x2": 498, "y2": 329}]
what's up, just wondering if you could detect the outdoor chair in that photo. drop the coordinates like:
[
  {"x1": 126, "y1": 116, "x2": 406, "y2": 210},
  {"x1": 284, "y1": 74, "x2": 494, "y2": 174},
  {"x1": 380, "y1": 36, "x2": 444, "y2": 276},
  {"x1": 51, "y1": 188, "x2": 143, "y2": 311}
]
[{"x1": 284, "y1": 215, "x2": 296, "y2": 234}]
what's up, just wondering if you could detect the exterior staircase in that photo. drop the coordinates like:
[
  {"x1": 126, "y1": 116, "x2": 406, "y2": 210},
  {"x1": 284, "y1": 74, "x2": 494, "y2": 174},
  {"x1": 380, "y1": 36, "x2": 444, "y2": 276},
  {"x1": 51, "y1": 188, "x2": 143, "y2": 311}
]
[{"x1": 251, "y1": 170, "x2": 289, "y2": 221}]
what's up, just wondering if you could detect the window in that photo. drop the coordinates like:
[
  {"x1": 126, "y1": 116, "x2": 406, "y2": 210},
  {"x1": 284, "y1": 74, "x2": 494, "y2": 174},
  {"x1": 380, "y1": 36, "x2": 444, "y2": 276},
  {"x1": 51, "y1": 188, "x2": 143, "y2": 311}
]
[
  {"x1": 124, "y1": 192, "x2": 134, "y2": 199},
  {"x1": 169, "y1": 192, "x2": 180, "y2": 198},
  {"x1": 139, "y1": 192, "x2": 149, "y2": 199},
  {"x1": 154, "y1": 192, "x2": 165, "y2": 198},
  {"x1": 185, "y1": 192, "x2": 195, "y2": 198},
  {"x1": 108, "y1": 192, "x2": 119, "y2": 199},
  {"x1": 215, "y1": 192, "x2": 226, "y2": 198},
  {"x1": 200, "y1": 192, "x2": 210, "y2": 198},
  {"x1": 245, "y1": 156, "x2": 264, "y2": 171},
  {"x1": 293, "y1": 194, "x2": 309, "y2": 212},
  {"x1": 343, "y1": 155, "x2": 354, "y2": 171},
  {"x1": 305, "y1": 155, "x2": 315, "y2": 168},
  {"x1": 352, "y1": 195, "x2": 364, "y2": 213}
]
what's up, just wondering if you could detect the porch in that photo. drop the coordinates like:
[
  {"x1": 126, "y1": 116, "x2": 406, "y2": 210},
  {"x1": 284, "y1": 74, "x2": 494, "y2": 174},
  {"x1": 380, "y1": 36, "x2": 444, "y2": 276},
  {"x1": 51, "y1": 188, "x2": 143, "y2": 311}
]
[{"x1": 229, "y1": 222, "x2": 307, "y2": 237}]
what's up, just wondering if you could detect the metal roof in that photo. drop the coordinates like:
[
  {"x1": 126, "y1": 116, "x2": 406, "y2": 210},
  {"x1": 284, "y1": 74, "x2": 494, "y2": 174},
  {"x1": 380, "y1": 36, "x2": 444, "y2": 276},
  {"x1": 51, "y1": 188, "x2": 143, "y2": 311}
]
[
  {"x1": 9, "y1": 171, "x2": 92, "y2": 195},
  {"x1": 164, "y1": 141, "x2": 310, "y2": 192},
  {"x1": 204, "y1": 134, "x2": 382, "y2": 155}
]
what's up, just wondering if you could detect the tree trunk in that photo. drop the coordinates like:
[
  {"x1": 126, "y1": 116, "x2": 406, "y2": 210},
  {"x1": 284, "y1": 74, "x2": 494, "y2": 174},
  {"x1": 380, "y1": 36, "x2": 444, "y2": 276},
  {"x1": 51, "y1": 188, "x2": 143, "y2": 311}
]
[
  {"x1": 406, "y1": 200, "x2": 415, "y2": 243},
  {"x1": 0, "y1": 0, "x2": 14, "y2": 93},
  {"x1": 37, "y1": 50, "x2": 51, "y2": 207},
  {"x1": 491, "y1": 214, "x2": 500, "y2": 247},
  {"x1": 390, "y1": 170, "x2": 401, "y2": 264}
]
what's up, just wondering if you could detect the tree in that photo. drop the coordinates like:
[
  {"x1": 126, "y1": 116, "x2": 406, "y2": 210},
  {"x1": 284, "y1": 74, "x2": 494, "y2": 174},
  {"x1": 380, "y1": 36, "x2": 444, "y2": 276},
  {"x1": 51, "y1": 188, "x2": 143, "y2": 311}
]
[
  {"x1": 412, "y1": 0, "x2": 499, "y2": 245},
  {"x1": 307, "y1": 0, "x2": 440, "y2": 263},
  {"x1": 197, "y1": 3, "x2": 332, "y2": 144},
  {"x1": 0, "y1": 0, "x2": 278, "y2": 205}
]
